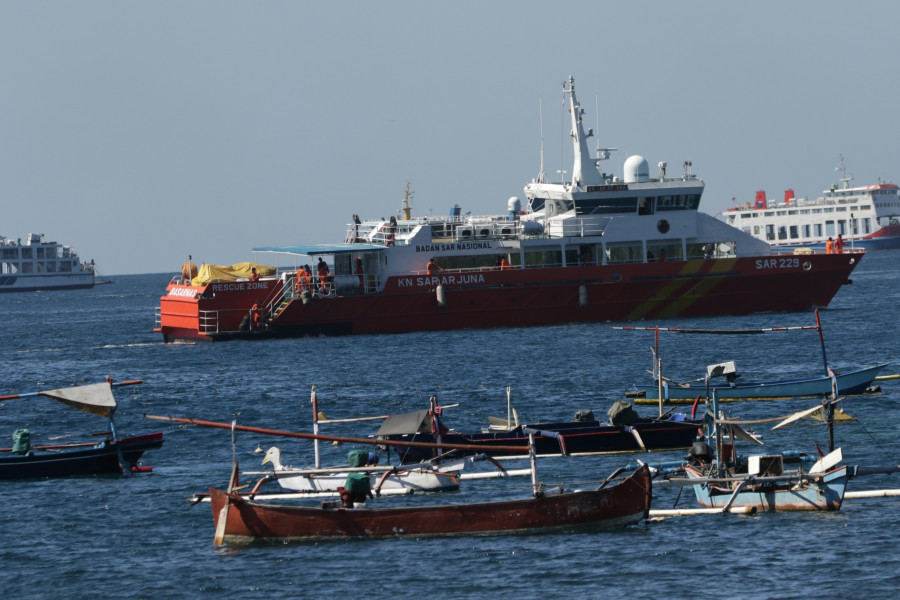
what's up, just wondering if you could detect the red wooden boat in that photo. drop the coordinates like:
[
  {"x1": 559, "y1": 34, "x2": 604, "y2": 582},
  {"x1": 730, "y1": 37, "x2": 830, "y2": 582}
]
[
  {"x1": 208, "y1": 464, "x2": 652, "y2": 543},
  {"x1": 156, "y1": 76, "x2": 861, "y2": 343}
]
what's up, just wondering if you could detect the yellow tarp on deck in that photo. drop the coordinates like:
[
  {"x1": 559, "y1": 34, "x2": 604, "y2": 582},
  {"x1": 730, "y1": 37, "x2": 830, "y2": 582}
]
[{"x1": 191, "y1": 262, "x2": 276, "y2": 286}]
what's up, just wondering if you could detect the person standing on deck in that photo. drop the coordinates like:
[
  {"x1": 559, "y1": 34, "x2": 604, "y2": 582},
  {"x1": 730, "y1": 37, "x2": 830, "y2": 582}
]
[
  {"x1": 835, "y1": 234, "x2": 845, "y2": 254},
  {"x1": 249, "y1": 267, "x2": 260, "y2": 282},
  {"x1": 426, "y1": 258, "x2": 442, "y2": 275},
  {"x1": 825, "y1": 237, "x2": 834, "y2": 254}
]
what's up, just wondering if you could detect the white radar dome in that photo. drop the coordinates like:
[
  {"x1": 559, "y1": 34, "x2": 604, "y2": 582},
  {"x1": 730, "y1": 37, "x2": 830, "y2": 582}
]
[
  {"x1": 623, "y1": 155, "x2": 650, "y2": 183},
  {"x1": 508, "y1": 196, "x2": 521, "y2": 212}
]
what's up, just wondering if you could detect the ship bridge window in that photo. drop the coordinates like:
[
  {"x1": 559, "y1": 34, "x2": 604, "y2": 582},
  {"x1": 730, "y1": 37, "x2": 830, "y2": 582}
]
[
  {"x1": 753, "y1": 225, "x2": 761, "y2": 236},
  {"x1": 861, "y1": 205, "x2": 871, "y2": 211},
  {"x1": 800, "y1": 209, "x2": 810, "y2": 214},
  {"x1": 863, "y1": 218, "x2": 871, "y2": 233},
  {"x1": 657, "y1": 194, "x2": 700, "y2": 211},
  {"x1": 739, "y1": 213, "x2": 752, "y2": 219},
  {"x1": 803, "y1": 225, "x2": 811, "y2": 238},
  {"x1": 1, "y1": 248, "x2": 18, "y2": 260},
  {"x1": 21, "y1": 248, "x2": 32, "y2": 259},
  {"x1": 765, "y1": 225, "x2": 775, "y2": 241},
  {"x1": 789, "y1": 226, "x2": 799, "y2": 239},
  {"x1": 825, "y1": 220, "x2": 836, "y2": 236},
  {"x1": 814, "y1": 224, "x2": 823, "y2": 237},
  {"x1": 59, "y1": 261, "x2": 73, "y2": 272},
  {"x1": 838, "y1": 220, "x2": 847, "y2": 235},
  {"x1": 637, "y1": 197, "x2": 654, "y2": 215},
  {"x1": 528, "y1": 197, "x2": 546, "y2": 213},
  {"x1": 764, "y1": 212, "x2": 774, "y2": 217},
  {"x1": 777, "y1": 226, "x2": 788, "y2": 240},
  {"x1": 836, "y1": 207, "x2": 847, "y2": 212},
  {"x1": 574, "y1": 198, "x2": 637, "y2": 215}
]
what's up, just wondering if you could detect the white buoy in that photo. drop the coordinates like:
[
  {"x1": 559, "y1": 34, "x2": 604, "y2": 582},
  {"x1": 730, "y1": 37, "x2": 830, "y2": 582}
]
[{"x1": 436, "y1": 284, "x2": 445, "y2": 307}]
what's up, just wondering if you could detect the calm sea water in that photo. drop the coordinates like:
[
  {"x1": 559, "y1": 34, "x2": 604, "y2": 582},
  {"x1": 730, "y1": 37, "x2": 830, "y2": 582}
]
[{"x1": 2, "y1": 251, "x2": 899, "y2": 600}]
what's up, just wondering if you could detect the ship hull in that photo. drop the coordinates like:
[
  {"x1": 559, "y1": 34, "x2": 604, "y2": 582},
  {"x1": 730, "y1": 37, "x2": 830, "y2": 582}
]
[
  {"x1": 0, "y1": 272, "x2": 95, "y2": 293},
  {"x1": 157, "y1": 253, "x2": 862, "y2": 342}
]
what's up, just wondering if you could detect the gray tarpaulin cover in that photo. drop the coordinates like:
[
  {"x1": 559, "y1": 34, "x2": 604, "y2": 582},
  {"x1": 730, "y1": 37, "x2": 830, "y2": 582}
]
[{"x1": 375, "y1": 410, "x2": 431, "y2": 436}]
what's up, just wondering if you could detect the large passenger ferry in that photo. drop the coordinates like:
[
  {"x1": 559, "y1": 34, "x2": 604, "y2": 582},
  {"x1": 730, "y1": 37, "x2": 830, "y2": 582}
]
[
  {"x1": 0, "y1": 233, "x2": 96, "y2": 292},
  {"x1": 721, "y1": 157, "x2": 900, "y2": 251},
  {"x1": 155, "y1": 76, "x2": 862, "y2": 342}
]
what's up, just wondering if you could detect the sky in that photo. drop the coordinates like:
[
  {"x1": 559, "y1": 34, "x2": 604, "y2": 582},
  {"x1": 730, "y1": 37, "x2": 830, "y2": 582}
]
[{"x1": 2, "y1": 1, "x2": 899, "y2": 275}]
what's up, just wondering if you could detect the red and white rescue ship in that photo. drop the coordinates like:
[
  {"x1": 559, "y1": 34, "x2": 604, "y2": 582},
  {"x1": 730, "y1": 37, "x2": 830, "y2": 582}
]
[{"x1": 156, "y1": 76, "x2": 863, "y2": 342}]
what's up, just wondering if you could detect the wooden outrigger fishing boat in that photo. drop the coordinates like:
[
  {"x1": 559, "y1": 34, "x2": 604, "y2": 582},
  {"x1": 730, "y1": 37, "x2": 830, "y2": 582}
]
[
  {"x1": 144, "y1": 411, "x2": 652, "y2": 543},
  {"x1": 0, "y1": 379, "x2": 163, "y2": 479},
  {"x1": 207, "y1": 464, "x2": 652, "y2": 543},
  {"x1": 618, "y1": 310, "x2": 887, "y2": 404},
  {"x1": 377, "y1": 393, "x2": 703, "y2": 464},
  {"x1": 665, "y1": 373, "x2": 851, "y2": 512}
]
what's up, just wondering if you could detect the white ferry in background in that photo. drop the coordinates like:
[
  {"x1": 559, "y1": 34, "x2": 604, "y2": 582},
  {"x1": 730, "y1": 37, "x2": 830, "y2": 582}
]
[
  {"x1": 721, "y1": 158, "x2": 900, "y2": 251},
  {"x1": 0, "y1": 233, "x2": 97, "y2": 292}
]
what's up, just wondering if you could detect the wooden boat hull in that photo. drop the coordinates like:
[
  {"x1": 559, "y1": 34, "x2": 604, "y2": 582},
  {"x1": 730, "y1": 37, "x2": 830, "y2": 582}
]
[
  {"x1": 0, "y1": 433, "x2": 163, "y2": 480},
  {"x1": 684, "y1": 465, "x2": 848, "y2": 511},
  {"x1": 634, "y1": 364, "x2": 887, "y2": 403},
  {"x1": 382, "y1": 418, "x2": 702, "y2": 463},
  {"x1": 209, "y1": 465, "x2": 652, "y2": 542}
]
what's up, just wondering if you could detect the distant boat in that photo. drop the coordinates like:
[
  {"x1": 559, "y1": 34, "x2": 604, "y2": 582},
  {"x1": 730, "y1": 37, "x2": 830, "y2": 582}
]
[
  {"x1": 0, "y1": 233, "x2": 99, "y2": 292},
  {"x1": 0, "y1": 379, "x2": 163, "y2": 479},
  {"x1": 720, "y1": 156, "x2": 900, "y2": 250}
]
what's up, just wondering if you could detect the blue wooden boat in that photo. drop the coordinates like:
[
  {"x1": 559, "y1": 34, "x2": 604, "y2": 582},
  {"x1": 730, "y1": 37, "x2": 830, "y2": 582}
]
[
  {"x1": 619, "y1": 310, "x2": 888, "y2": 404},
  {"x1": 666, "y1": 379, "x2": 850, "y2": 511},
  {"x1": 680, "y1": 458, "x2": 849, "y2": 511},
  {"x1": 0, "y1": 380, "x2": 163, "y2": 480},
  {"x1": 633, "y1": 363, "x2": 887, "y2": 403}
]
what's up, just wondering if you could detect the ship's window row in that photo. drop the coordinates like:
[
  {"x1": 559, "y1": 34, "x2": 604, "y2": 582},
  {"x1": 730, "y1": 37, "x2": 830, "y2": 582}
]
[{"x1": 572, "y1": 194, "x2": 701, "y2": 216}]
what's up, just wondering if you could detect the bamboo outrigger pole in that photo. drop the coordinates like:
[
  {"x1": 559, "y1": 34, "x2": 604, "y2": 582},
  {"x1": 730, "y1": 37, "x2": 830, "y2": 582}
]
[{"x1": 144, "y1": 414, "x2": 531, "y2": 455}]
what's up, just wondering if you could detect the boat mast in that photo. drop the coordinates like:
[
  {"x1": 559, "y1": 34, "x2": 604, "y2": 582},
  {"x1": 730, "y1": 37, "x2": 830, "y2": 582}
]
[
  {"x1": 564, "y1": 76, "x2": 604, "y2": 187},
  {"x1": 401, "y1": 182, "x2": 414, "y2": 220},
  {"x1": 836, "y1": 155, "x2": 854, "y2": 190}
]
